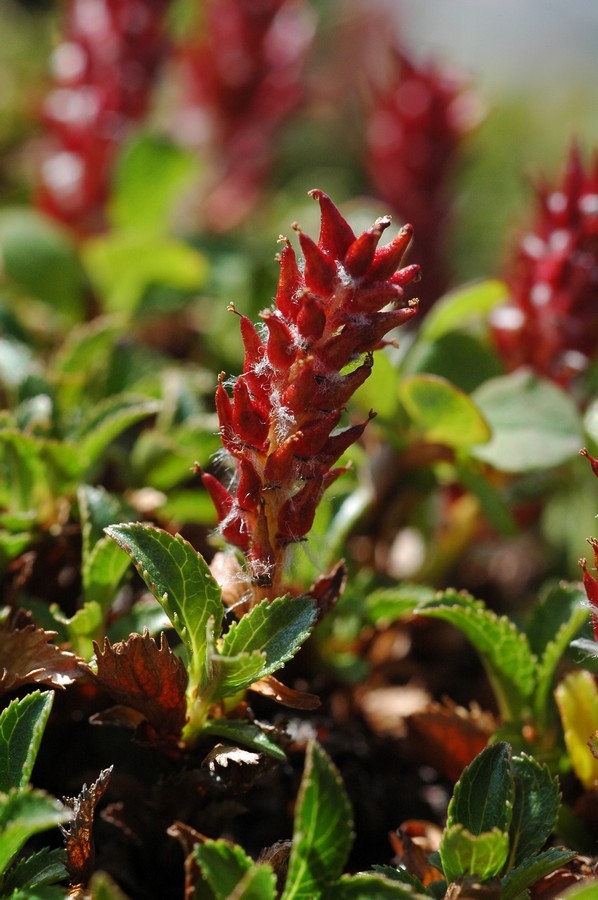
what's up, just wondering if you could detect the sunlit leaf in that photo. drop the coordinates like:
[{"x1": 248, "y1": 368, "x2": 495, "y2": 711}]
[
  {"x1": 501, "y1": 848, "x2": 577, "y2": 900},
  {"x1": 446, "y1": 742, "x2": 514, "y2": 836},
  {"x1": 399, "y1": 375, "x2": 491, "y2": 448},
  {"x1": 0, "y1": 788, "x2": 71, "y2": 878},
  {"x1": 0, "y1": 691, "x2": 54, "y2": 792},
  {"x1": 419, "y1": 280, "x2": 509, "y2": 342},
  {"x1": 439, "y1": 824, "x2": 510, "y2": 884},
  {"x1": 202, "y1": 719, "x2": 286, "y2": 760},
  {"x1": 555, "y1": 671, "x2": 598, "y2": 789}
]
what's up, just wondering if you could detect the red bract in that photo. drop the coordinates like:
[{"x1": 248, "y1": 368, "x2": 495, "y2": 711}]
[
  {"x1": 491, "y1": 145, "x2": 598, "y2": 387},
  {"x1": 37, "y1": 0, "x2": 173, "y2": 236},
  {"x1": 174, "y1": 0, "x2": 315, "y2": 231},
  {"x1": 202, "y1": 190, "x2": 419, "y2": 602},
  {"x1": 365, "y1": 48, "x2": 477, "y2": 313}
]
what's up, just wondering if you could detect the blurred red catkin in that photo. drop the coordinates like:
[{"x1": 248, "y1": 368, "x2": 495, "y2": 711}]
[
  {"x1": 365, "y1": 47, "x2": 478, "y2": 314},
  {"x1": 174, "y1": 0, "x2": 315, "y2": 231},
  {"x1": 492, "y1": 144, "x2": 598, "y2": 387},
  {"x1": 201, "y1": 191, "x2": 420, "y2": 602},
  {"x1": 37, "y1": 0, "x2": 173, "y2": 236}
]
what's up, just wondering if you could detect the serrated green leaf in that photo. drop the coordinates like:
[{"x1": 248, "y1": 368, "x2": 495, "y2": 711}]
[
  {"x1": 71, "y1": 395, "x2": 161, "y2": 469},
  {"x1": 555, "y1": 671, "x2": 598, "y2": 789},
  {"x1": 446, "y1": 742, "x2": 514, "y2": 835},
  {"x1": 228, "y1": 863, "x2": 276, "y2": 899},
  {"x1": 0, "y1": 788, "x2": 71, "y2": 878},
  {"x1": 364, "y1": 585, "x2": 436, "y2": 626},
  {"x1": 532, "y1": 586, "x2": 588, "y2": 731},
  {"x1": 282, "y1": 742, "x2": 353, "y2": 900},
  {"x1": 202, "y1": 720, "x2": 286, "y2": 760},
  {"x1": 193, "y1": 839, "x2": 254, "y2": 900},
  {"x1": 399, "y1": 375, "x2": 491, "y2": 448},
  {"x1": 327, "y1": 873, "x2": 426, "y2": 898},
  {"x1": 419, "y1": 280, "x2": 509, "y2": 342},
  {"x1": 219, "y1": 595, "x2": 316, "y2": 682},
  {"x1": 0, "y1": 692, "x2": 54, "y2": 792},
  {"x1": 105, "y1": 524, "x2": 223, "y2": 695},
  {"x1": 110, "y1": 134, "x2": 198, "y2": 235},
  {"x1": 501, "y1": 848, "x2": 577, "y2": 900},
  {"x1": 209, "y1": 649, "x2": 267, "y2": 698},
  {"x1": 471, "y1": 371, "x2": 583, "y2": 472},
  {"x1": 417, "y1": 592, "x2": 536, "y2": 721},
  {"x1": 1, "y1": 846, "x2": 66, "y2": 894},
  {"x1": 507, "y1": 754, "x2": 560, "y2": 869},
  {"x1": 439, "y1": 824, "x2": 510, "y2": 884}
]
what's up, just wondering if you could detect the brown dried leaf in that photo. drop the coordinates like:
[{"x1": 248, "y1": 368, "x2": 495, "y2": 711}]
[
  {"x1": 406, "y1": 698, "x2": 496, "y2": 782},
  {"x1": 62, "y1": 766, "x2": 113, "y2": 888},
  {"x1": 249, "y1": 674, "x2": 321, "y2": 709},
  {"x1": 167, "y1": 822, "x2": 203, "y2": 900},
  {"x1": 308, "y1": 560, "x2": 347, "y2": 620},
  {"x1": 0, "y1": 613, "x2": 84, "y2": 696},
  {"x1": 93, "y1": 630, "x2": 188, "y2": 744},
  {"x1": 390, "y1": 820, "x2": 444, "y2": 887}
]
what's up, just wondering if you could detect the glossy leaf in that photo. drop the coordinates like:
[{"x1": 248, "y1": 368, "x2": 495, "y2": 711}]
[
  {"x1": 282, "y1": 742, "x2": 353, "y2": 899},
  {"x1": 508, "y1": 754, "x2": 560, "y2": 867},
  {"x1": 219, "y1": 595, "x2": 316, "y2": 682},
  {"x1": 202, "y1": 719, "x2": 286, "y2": 760},
  {"x1": 416, "y1": 592, "x2": 536, "y2": 721},
  {"x1": 0, "y1": 846, "x2": 67, "y2": 895},
  {"x1": 501, "y1": 848, "x2": 577, "y2": 900},
  {"x1": 327, "y1": 873, "x2": 426, "y2": 898},
  {"x1": 555, "y1": 671, "x2": 598, "y2": 789},
  {"x1": 105, "y1": 524, "x2": 223, "y2": 694},
  {"x1": 193, "y1": 839, "x2": 255, "y2": 899},
  {"x1": 0, "y1": 691, "x2": 54, "y2": 792},
  {"x1": 471, "y1": 370, "x2": 583, "y2": 472},
  {"x1": 399, "y1": 375, "x2": 491, "y2": 448},
  {"x1": 419, "y1": 280, "x2": 509, "y2": 342},
  {"x1": 446, "y1": 742, "x2": 514, "y2": 835},
  {"x1": 209, "y1": 648, "x2": 267, "y2": 698}
]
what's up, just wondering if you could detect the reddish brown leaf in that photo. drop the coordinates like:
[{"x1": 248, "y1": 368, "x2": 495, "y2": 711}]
[
  {"x1": 249, "y1": 675, "x2": 321, "y2": 710},
  {"x1": 93, "y1": 630, "x2": 188, "y2": 744},
  {"x1": 0, "y1": 612, "x2": 84, "y2": 696},
  {"x1": 62, "y1": 766, "x2": 113, "y2": 888},
  {"x1": 307, "y1": 560, "x2": 347, "y2": 621},
  {"x1": 167, "y1": 822, "x2": 204, "y2": 900},
  {"x1": 406, "y1": 699, "x2": 496, "y2": 782},
  {"x1": 389, "y1": 820, "x2": 444, "y2": 887}
]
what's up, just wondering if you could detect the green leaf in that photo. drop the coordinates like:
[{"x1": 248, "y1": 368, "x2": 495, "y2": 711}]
[
  {"x1": 501, "y1": 848, "x2": 577, "y2": 900},
  {"x1": 209, "y1": 649, "x2": 267, "y2": 699},
  {"x1": 0, "y1": 692, "x2": 54, "y2": 792},
  {"x1": 105, "y1": 524, "x2": 223, "y2": 694},
  {"x1": 282, "y1": 742, "x2": 353, "y2": 900},
  {"x1": 364, "y1": 584, "x2": 436, "y2": 626},
  {"x1": 219, "y1": 595, "x2": 316, "y2": 682},
  {"x1": 352, "y1": 349, "x2": 401, "y2": 421},
  {"x1": 52, "y1": 317, "x2": 124, "y2": 410},
  {"x1": 110, "y1": 134, "x2": 198, "y2": 235},
  {"x1": 531, "y1": 585, "x2": 588, "y2": 731},
  {"x1": 419, "y1": 280, "x2": 509, "y2": 343},
  {"x1": 1, "y1": 847, "x2": 66, "y2": 894},
  {"x1": 446, "y1": 742, "x2": 514, "y2": 835},
  {"x1": 455, "y1": 460, "x2": 517, "y2": 536},
  {"x1": 84, "y1": 232, "x2": 207, "y2": 314},
  {"x1": 406, "y1": 331, "x2": 502, "y2": 394},
  {"x1": 399, "y1": 375, "x2": 491, "y2": 448},
  {"x1": 439, "y1": 825, "x2": 510, "y2": 884},
  {"x1": 71, "y1": 394, "x2": 161, "y2": 469},
  {"x1": 0, "y1": 209, "x2": 85, "y2": 319},
  {"x1": 507, "y1": 754, "x2": 560, "y2": 868},
  {"x1": 0, "y1": 788, "x2": 71, "y2": 878},
  {"x1": 193, "y1": 840, "x2": 253, "y2": 900},
  {"x1": 86, "y1": 870, "x2": 130, "y2": 899},
  {"x1": 471, "y1": 371, "x2": 583, "y2": 472},
  {"x1": 79, "y1": 484, "x2": 132, "y2": 552},
  {"x1": 371, "y1": 865, "x2": 428, "y2": 893},
  {"x1": 83, "y1": 538, "x2": 132, "y2": 613},
  {"x1": 327, "y1": 873, "x2": 426, "y2": 898},
  {"x1": 555, "y1": 671, "x2": 598, "y2": 789},
  {"x1": 202, "y1": 719, "x2": 286, "y2": 760},
  {"x1": 50, "y1": 601, "x2": 103, "y2": 659},
  {"x1": 416, "y1": 592, "x2": 536, "y2": 721},
  {"x1": 230, "y1": 865, "x2": 276, "y2": 899}
]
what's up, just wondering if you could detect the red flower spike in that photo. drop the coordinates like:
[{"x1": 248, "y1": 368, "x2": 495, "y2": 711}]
[
  {"x1": 310, "y1": 189, "x2": 356, "y2": 259},
  {"x1": 391, "y1": 264, "x2": 422, "y2": 287},
  {"x1": 588, "y1": 536, "x2": 598, "y2": 570},
  {"x1": 201, "y1": 471, "x2": 234, "y2": 524},
  {"x1": 344, "y1": 218, "x2": 390, "y2": 278},
  {"x1": 202, "y1": 191, "x2": 418, "y2": 603},
  {"x1": 491, "y1": 144, "x2": 598, "y2": 387},
  {"x1": 262, "y1": 311, "x2": 298, "y2": 370},
  {"x1": 580, "y1": 557, "x2": 598, "y2": 643},
  {"x1": 296, "y1": 292, "x2": 327, "y2": 343},
  {"x1": 275, "y1": 239, "x2": 302, "y2": 322},
  {"x1": 232, "y1": 378, "x2": 269, "y2": 448},
  {"x1": 580, "y1": 448, "x2": 598, "y2": 479},
  {"x1": 369, "y1": 223, "x2": 414, "y2": 281},
  {"x1": 297, "y1": 229, "x2": 338, "y2": 295}
]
